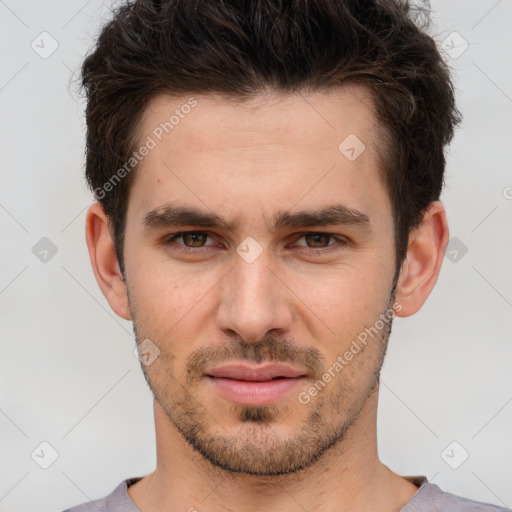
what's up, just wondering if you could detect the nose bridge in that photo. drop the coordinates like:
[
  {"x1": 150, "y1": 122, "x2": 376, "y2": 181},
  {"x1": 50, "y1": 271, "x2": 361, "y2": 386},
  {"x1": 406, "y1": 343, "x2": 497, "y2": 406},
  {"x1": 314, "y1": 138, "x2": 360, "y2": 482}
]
[
  {"x1": 216, "y1": 249, "x2": 291, "y2": 342},
  {"x1": 233, "y1": 252, "x2": 274, "y2": 303}
]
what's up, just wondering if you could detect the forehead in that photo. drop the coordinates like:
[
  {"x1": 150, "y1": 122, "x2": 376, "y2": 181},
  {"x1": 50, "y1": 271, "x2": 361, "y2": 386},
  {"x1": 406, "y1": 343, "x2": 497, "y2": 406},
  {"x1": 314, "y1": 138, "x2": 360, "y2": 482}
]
[
  {"x1": 138, "y1": 85, "x2": 377, "y2": 153},
  {"x1": 127, "y1": 86, "x2": 390, "y2": 228}
]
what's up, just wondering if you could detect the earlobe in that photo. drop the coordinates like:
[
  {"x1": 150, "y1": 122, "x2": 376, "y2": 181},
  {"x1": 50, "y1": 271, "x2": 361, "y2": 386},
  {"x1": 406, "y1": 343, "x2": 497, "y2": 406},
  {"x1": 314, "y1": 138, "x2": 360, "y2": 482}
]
[
  {"x1": 394, "y1": 201, "x2": 449, "y2": 318},
  {"x1": 85, "y1": 203, "x2": 132, "y2": 321}
]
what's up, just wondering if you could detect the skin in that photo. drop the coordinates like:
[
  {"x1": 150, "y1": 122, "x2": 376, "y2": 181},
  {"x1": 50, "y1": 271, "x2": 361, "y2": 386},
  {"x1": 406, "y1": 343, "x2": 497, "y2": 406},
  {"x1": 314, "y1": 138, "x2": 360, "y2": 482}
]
[{"x1": 86, "y1": 85, "x2": 449, "y2": 512}]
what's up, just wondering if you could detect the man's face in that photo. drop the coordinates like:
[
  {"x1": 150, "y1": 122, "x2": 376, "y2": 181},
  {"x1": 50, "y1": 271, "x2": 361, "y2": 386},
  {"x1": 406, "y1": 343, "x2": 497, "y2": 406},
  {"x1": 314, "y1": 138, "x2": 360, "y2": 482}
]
[{"x1": 122, "y1": 87, "x2": 398, "y2": 475}]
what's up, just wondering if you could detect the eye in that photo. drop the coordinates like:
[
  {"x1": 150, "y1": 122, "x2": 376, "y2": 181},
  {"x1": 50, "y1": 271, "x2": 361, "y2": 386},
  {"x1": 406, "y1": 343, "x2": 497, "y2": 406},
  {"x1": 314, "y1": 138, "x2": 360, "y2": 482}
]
[
  {"x1": 291, "y1": 233, "x2": 348, "y2": 251},
  {"x1": 166, "y1": 231, "x2": 217, "y2": 248},
  {"x1": 162, "y1": 231, "x2": 348, "y2": 255}
]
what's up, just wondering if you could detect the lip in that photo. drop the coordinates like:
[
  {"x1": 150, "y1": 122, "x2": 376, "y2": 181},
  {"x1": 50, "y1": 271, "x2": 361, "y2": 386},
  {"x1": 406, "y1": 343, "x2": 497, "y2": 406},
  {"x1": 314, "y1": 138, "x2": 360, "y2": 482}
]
[
  {"x1": 205, "y1": 363, "x2": 307, "y2": 407},
  {"x1": 206, "y1": 363, "x2": 306, "y2": 381}
]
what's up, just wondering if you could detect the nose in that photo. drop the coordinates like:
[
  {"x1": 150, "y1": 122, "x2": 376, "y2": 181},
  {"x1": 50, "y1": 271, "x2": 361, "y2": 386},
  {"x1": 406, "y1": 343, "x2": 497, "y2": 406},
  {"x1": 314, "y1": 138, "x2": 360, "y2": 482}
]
[{"x1": 215, "y1": 251, "x2": 293, "y2": 343}]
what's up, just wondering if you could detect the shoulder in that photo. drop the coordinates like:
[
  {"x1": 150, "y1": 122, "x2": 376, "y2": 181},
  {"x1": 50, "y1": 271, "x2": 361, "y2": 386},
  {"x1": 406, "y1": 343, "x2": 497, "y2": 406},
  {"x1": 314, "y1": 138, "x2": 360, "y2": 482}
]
[
  {"x1": 404, "y1": 479, "x2": 510, "y2": 512},
  {"x1": 435, "y1": 486, "x2": 510, "y2": 512},
  {"x1": 60, "y1": 478, "x2": 142, "y2": 512}
]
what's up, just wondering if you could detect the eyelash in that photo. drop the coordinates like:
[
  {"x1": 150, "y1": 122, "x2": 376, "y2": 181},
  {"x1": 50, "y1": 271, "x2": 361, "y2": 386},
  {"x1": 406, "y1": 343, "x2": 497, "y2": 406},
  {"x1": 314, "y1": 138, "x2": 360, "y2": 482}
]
[{"x1": 163, "y1": 231, "x2": 348, "y2": 255}]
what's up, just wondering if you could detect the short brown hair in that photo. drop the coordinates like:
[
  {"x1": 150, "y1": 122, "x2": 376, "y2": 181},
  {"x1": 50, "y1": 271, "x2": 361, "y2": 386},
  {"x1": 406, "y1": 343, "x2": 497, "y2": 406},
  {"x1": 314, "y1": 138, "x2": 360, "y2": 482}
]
[{"x1": 81, "y1": 0, "x2": 461, "y2": 274}]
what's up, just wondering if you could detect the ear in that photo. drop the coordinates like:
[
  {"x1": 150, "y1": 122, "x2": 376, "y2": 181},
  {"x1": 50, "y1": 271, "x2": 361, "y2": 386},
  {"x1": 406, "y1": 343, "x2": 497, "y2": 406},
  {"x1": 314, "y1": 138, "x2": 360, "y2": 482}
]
[
  {"x1": 85, "y1": 203, "x2": 132, "y2": 321},
  {"x1": 394, "y1": 201, "x2": 449, "y2": 317}
]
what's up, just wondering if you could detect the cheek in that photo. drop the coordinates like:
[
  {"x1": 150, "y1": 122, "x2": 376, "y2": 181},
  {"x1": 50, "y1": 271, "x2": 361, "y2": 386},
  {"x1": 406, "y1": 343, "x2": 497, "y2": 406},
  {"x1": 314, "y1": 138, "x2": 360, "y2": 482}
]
[
  {"x1": 285, "y1": 260, "x2": 394, "y2": 364},
  {"x1": 129, "y1": 270, "x2": 208, "y2": 384},
  {"x1": 293, "y1": 259, "x2": 391, "y2": 317},
  {"x1": 128, "y1": 252, "x2": 223, "y2": 341}
]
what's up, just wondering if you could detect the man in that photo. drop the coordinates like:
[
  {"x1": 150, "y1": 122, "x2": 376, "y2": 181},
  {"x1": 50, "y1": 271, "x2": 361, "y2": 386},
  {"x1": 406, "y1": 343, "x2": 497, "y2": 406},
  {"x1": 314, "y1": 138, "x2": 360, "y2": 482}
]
[{"x1": 64, "y1": 0, "x2": 507, "y2": 511}]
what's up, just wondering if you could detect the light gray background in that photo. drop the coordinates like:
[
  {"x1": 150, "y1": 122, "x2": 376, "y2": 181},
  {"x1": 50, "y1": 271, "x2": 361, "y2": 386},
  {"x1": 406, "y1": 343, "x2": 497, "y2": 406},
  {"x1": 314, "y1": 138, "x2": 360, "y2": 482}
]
[{"x1": 0, "y1": 1, "x2": 511, "y2": 511}]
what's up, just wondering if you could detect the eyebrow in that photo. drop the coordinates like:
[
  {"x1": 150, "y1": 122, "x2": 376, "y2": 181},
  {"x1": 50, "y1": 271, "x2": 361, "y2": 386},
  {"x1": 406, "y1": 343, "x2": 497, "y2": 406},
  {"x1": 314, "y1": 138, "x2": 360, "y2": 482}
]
[{"x1": 143, "y1": 203, "x2": 371, "y2": 233}]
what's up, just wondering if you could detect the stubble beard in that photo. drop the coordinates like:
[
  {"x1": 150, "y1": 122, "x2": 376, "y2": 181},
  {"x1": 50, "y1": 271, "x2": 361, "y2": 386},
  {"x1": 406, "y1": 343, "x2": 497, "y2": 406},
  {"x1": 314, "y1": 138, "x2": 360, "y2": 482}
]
[
  {"x1": 127, "y1": 265, "x2": 399, "y2": 477},
  {"x1": 131, "y1": 314, "x2": 393, "y2": 477}
]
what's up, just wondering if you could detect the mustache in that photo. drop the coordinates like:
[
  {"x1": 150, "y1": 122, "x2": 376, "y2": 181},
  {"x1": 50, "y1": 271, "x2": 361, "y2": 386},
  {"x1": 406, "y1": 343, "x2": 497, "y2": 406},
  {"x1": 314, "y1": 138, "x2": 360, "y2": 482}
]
[{"x1": 185, "y1": 336, "x2": 325, "y2": 385}]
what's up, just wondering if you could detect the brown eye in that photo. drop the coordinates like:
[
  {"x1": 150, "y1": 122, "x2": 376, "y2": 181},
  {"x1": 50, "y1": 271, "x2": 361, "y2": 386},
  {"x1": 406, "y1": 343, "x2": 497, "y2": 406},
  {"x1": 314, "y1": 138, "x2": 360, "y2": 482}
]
[
  {"x1": 304, "y1": 233, "x2": 331, "y2": 248},
  {"x1": 292, "y1": 233, "x2": 348, "y2": 253},
  {"x1": 166, "y1": 231, "x2": 216, "y2": 249},
  {"x1": 295, "y1": 233, "x2": 336, "y2": 248},
  {"x1": 182, "y1": 232, "x2": 209, "y2": 247}
]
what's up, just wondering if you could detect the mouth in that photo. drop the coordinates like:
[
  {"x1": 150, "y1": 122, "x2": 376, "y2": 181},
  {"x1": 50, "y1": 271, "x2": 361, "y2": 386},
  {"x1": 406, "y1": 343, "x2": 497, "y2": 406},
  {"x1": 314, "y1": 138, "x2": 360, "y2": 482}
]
[{"x1": 205, "y1": 363, "x2": 307, "y2": 406}]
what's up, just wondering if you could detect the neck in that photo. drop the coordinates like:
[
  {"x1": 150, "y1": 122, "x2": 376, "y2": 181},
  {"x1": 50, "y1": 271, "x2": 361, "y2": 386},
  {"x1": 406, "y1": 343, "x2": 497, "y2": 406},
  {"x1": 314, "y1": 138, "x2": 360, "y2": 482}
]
[{"x1": 129, "y1": 386, "x2": 418, "y2": 511}]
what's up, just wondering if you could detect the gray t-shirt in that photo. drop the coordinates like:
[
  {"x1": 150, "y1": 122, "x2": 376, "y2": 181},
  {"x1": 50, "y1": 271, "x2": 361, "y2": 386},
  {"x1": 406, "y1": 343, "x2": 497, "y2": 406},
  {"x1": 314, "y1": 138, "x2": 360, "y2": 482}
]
[{"x1": 62, "y1": 475, "x2": 510, "y2": 511}]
